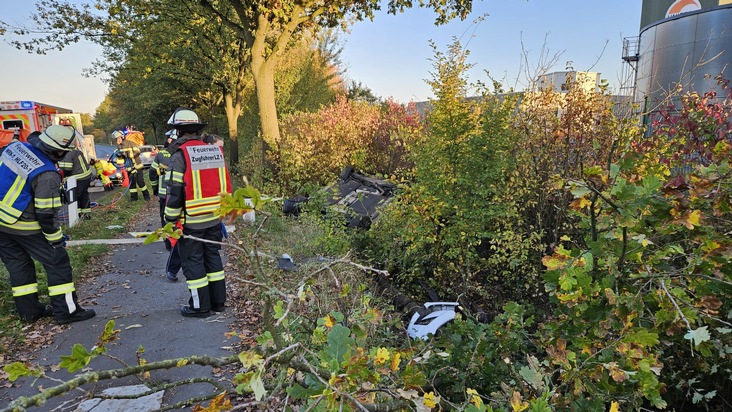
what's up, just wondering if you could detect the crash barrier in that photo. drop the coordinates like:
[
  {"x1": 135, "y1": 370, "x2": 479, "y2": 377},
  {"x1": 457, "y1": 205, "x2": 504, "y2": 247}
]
[{"x1": 282, "y1": 166, "x2": 396, "y2": 229}]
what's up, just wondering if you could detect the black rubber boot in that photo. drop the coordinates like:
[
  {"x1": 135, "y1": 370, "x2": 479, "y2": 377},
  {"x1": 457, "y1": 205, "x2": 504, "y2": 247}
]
[
  {"x1": 180, "y1": 306, "x2": 210, "y2": 318},
  {"x1": 56, "y1": 308, "x2": 96, "y2": 325}
]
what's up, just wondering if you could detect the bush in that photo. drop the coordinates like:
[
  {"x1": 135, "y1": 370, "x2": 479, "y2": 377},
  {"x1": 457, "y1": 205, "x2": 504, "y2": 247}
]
[{"x1": 272, "y1": 96, "x2": 423, "y2": 195}]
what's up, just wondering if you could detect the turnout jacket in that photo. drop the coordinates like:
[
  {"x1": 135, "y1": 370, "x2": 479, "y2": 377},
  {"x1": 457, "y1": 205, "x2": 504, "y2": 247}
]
[
  {"x1": 149, "y1": 148, "x2": 172, "y2": 198},
  {"x1": 58, "y1": 149, "x2": 93, "y2": 181},
  {"x1": 0, "y1": 141, "x2": 66, "y2": 243},
  {"x1": 118, "y1": 139, "x2": 144, "y2": 170},
  {"x1": 164, "y1": 134, "x2": 231, "y2": 230}
]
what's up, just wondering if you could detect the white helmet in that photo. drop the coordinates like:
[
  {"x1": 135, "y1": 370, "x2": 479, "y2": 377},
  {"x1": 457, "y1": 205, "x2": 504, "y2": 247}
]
[
  {"x1": 112, "y1": 130, "x2": 124, "y2": 140},
  {"x1": 164, "y1": 129, "x2": 178, "y2": 139},
  {"x1": 167, "y1": 107, "x2": 206, "y2": 131},
  {"x1": 39, "y1": 125, "x2": 76, "y2": 151}
]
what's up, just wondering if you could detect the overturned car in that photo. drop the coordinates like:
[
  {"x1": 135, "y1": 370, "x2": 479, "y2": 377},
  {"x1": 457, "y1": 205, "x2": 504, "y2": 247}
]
[{"x1": 283, "y1": 166, "x2": 397, "y2": 229}]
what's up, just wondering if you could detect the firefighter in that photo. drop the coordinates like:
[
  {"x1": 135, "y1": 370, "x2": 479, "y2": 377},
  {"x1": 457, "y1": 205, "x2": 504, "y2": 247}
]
[
  {"x1": 58, "y1": 120, "x2": 93, "y2": 218},
  {"x1": 114, "y1": 129, "x2": 150, "y2": 201},
  {"x1": 0, "y1": 126, "x2": 96, "y2": 324},
  {"x1": 150, "y1": 129, "x2": 181, "y2": 282},
  {"x1": 89, "y1": 158, "x2": 114, "y2": 190},
  {"x1": 164, "y1": 108, "x2": 232, "y2": 317}
]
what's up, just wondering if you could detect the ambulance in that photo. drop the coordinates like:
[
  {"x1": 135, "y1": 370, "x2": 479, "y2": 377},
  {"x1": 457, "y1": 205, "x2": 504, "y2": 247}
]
[{"x1": 0, "y1": 100, "x2": 95, "y2": 160}]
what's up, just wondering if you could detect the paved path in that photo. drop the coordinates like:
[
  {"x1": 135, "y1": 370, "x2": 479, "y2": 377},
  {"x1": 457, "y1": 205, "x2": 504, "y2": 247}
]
[{"x1": 1, "y1": 198, "x2": 241, "y2": 411}]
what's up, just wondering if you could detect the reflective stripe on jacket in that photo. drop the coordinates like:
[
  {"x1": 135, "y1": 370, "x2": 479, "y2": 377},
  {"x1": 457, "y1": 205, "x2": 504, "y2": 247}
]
[
  {"x1": 180, "y1": 140, "x2": 231, "y2": 225},
  {"x1": 58, "y1": 149, "x2": 93, "y2": 181},
  {"x1": 166, "y1": 139, "x2": 231, "y2": 225},
  {"x1": 0, "y1": 142, "x2": 58, "y2": 226},
  {"x1": 118, "y1": 139, "x2": 143, "y2": 170},
  {"x1": 150, "y1": 149, "x2": 171, "y2": 198}
]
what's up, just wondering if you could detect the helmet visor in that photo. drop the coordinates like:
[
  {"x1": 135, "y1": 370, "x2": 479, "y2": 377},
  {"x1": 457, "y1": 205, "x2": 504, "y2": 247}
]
[{"x1": 41, "y1": 125, "x2": 76, "y2": 151}]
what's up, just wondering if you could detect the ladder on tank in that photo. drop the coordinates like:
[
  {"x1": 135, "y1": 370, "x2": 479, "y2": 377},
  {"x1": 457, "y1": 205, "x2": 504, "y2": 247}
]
[{"x1": 620, "y1": 36, "x2": 640, "y2": 97}]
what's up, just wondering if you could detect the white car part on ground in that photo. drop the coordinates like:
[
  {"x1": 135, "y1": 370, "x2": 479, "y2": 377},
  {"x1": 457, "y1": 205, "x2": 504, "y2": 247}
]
[{"x1": 407, "y1": 302, "x2": 460, "y2": 340}]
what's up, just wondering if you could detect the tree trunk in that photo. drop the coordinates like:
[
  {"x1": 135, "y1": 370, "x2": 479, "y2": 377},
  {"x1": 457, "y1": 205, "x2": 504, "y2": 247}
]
[
  {"x1": 250, "y1": 17, "x2": 281, "y2": 173},
  {"x1": 252, "y1": 58, "x2": 280, "y2": 149},
  {"x1": 223, "y1": 91, "x2": 241, "y2": 168}
]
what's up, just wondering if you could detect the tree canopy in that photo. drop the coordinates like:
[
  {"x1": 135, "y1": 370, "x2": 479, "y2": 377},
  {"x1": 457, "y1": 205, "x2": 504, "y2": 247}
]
[{"x1": 1, "y1": 0, "x2": 479, "y2": 170}]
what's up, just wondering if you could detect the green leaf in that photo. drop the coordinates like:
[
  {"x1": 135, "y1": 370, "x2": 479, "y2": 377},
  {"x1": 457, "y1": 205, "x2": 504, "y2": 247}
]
[
  {"x1": 273, "y1": 300, "x2": 285, "y2": 320},
  {"x1": 558, "y1": 271, "x2": 578, "y2": 291},
  {"x1": 570, "y1": 185, "x2": 591, "y2": 198},
  {"x1": 584, "y1": 165, "x2": 603, "y2": 177},
  {"x1": 59, "y1": 344, "x2": 92, "y2": 373},
  {"x1": 256, "y1": 331, "x2": 274, "y2": 347},
  {"x1": 3, "y1": 362, "x2": 41, "y2": 381},
  {"x1": 684, "y1": 326, "x2": 711, "y2": 346},
  {"x1": 518, "y1": 356, "x2": 545, "y2": 391},
  {"x1": 286, "y1": 383, "x2": 320, "y2": 399},
  {"x1": 232, "y1": 370, "x2": 254, "y2": 394},
  {"x1": 580, "y1": 252, "x2": 594, "y2": 271},
  {"x1": 609, "y1": 163, "x2": 621, "y2": 179},
  {"x1": 251, "y1": 368, "x2": 267, "y2": 401},
  {"x1": 623, "y1": 330, "x2": 659, "y2": 347},
  {"x1": 641, "y1": 175, "x2": 663, "y2": 193},
  {"x1": 324, "y1": 324, "x2": 353, "y2": 364}
]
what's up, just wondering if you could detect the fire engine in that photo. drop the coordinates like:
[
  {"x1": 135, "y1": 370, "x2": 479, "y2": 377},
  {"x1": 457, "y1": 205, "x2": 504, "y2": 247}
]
[{"x1": 0, "y1": 100, "x2": 95, "y2": 160}]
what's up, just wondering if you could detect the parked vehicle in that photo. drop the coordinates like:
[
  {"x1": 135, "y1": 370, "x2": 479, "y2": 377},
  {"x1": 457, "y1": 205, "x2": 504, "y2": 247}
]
[
  {"x1": 0, "y1": 100, "x2": 69, "y2": 139},
  {"x1": 0, "y1": 100, "x2": 95, "y2": 161},
  {"x1": 139, "y1": 145, "x2": 157, "y2": 168}
]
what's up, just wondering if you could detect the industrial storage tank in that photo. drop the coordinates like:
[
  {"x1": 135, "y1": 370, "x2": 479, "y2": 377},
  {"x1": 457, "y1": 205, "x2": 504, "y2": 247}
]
[{"x1": 634, "y1": 1, "x2": 732, "y2": 114}]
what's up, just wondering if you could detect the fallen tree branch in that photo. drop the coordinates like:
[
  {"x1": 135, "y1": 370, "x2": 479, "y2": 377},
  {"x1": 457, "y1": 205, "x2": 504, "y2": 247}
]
[{"x1": 2, "y1": 354, "x2": 238, "y2": 412}]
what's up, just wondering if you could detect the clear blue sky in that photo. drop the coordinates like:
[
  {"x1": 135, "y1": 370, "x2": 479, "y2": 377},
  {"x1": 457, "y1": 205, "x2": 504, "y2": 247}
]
[
  {"x1": 1, "y1": 0, "x2": 641, "y2": 114},
  {"x1": 341, "y1": 1, "x2": 642, "y2": 101}
]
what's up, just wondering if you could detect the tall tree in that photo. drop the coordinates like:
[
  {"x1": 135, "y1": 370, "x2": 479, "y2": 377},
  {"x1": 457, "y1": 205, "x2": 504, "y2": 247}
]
[
  {"x1": 1, "y1": 0, "x2": 476, "y2": 168},
  {"x1": 195, "y1": 0, "x2": 473, "y2": 151}
]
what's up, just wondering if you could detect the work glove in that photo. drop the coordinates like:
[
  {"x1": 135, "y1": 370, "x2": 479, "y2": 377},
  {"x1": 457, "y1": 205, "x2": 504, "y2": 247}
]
[{"x1": 220, "y1": 222, "x2": 228, "y2": 239}]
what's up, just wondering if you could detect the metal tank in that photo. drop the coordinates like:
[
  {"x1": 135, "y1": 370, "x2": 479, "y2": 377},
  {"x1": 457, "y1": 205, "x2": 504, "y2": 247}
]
[{"x1": 634, "y1": 3, "x2": 732, "y2": 112}]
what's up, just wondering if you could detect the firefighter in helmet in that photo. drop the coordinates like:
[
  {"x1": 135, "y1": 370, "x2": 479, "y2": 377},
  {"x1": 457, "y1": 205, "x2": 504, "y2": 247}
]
[
  {"x1": 150, "y1": 129, "x2": 182, "y2": 282},
  {"x1": 0, "y1": 126, "x2": 96, "y2": 324},
  {"x1": 58, "y1": 121, "x2": 93, "y2": 218},
  {"x1": 114, "y1": 129, "x2": 150, "y2": 201},
  {"x1": 164, "y1": 108, "x2": 232, "y2": 317}
]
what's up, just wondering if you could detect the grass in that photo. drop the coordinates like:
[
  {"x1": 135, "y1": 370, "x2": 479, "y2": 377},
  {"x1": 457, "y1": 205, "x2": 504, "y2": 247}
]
[{"x1": 0, "y1": 185, "x2": 151, "y2": 354}]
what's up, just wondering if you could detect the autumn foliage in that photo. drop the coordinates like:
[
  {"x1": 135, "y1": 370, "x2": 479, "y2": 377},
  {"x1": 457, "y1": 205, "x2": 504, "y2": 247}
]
[
  {"x1": 272, "y1": 96, "x2": 423, "y2": 194},
  {"x1": 358, "y1": 42, "x2": 732, "y2": 410},
  {"x1": 4, "y1": 42, "x2": 732, "y2": 412}
]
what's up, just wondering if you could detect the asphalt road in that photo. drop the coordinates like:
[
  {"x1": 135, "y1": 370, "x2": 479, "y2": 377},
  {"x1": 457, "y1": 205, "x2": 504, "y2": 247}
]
[{"x1": 1, "y1": 199, "x2": 241, "y2": 411}]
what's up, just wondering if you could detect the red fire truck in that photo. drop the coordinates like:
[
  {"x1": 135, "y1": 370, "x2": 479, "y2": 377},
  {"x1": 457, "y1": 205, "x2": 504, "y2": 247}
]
[
  {"x1": 0, "y1": 100, "x2": 73, "y2": 145},
  {"x1": 0, "y1": 100, "x2": 95, "y2": 161}
]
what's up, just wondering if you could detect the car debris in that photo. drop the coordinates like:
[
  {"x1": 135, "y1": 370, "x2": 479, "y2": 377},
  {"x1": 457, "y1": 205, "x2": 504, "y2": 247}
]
[
  {"x1": 283, "y1": 166, "x2": 397, "y2": 229},
  {"x1": 407, "y1": 302, "x2": 460, "y2": 340}
]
